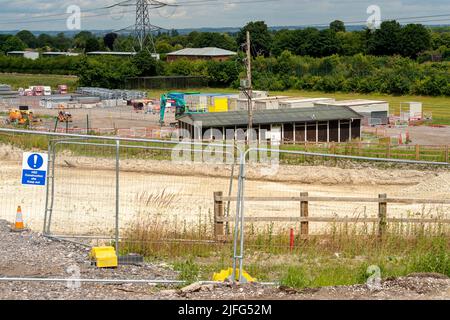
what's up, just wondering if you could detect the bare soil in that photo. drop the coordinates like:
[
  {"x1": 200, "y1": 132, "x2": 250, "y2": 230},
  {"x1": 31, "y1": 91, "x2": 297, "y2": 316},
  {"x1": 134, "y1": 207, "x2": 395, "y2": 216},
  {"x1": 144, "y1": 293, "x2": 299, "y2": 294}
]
[
  {"x1": 0, "y1": 143, "x2": 449, "y2": 236},
  {"x1": 0, "y1": 220, "x2": 448, "y2": 300}
]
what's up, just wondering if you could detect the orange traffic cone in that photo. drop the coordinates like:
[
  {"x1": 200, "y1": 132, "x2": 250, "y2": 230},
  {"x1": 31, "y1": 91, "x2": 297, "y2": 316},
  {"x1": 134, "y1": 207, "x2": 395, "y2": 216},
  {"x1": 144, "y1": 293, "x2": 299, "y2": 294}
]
[{"x1": 12, "y1": 206, "x2": 25, "y2": 231}]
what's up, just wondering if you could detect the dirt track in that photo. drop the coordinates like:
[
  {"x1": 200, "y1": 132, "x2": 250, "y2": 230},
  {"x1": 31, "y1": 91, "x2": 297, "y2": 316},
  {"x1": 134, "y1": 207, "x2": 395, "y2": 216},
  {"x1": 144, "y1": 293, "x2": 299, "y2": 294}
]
[{"x1": 0, "y1": 220, "x2": 448, "y2": 300}]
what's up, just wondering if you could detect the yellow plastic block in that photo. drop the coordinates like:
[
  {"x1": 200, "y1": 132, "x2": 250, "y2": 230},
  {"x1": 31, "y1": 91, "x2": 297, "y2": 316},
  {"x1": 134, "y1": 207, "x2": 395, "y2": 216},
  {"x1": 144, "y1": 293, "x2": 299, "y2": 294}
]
[
  {"x1": 213, "y1": 268, "x2": 256, "y2": 283},
  {"x1": 209, "y1": 98, "x2": 228, "y2": 113},
  {"x1": 90, "y1": 247, "x2": 118, "y2": 268}
]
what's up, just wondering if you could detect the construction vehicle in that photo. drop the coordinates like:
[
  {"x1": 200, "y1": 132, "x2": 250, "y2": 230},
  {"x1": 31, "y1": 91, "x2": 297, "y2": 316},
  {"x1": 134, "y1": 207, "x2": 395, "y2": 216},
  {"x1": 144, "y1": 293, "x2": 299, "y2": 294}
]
[
  {"x1": 159, "y1": 93, "x2": 206, "y2": 126},
  {"x1": 57, "y1": 110, "x2": 73, "y2": 123},
  {"x1": 6, "y1": 106, "x2": 39, "y2": 126}
]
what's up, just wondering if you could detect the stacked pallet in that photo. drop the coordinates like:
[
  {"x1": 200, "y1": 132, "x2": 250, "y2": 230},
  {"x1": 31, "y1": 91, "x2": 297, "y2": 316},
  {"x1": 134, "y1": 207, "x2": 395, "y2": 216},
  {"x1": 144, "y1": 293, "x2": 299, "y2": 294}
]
[{"x1": 0, "y1": 84, "x2": 17, "y2": 98}]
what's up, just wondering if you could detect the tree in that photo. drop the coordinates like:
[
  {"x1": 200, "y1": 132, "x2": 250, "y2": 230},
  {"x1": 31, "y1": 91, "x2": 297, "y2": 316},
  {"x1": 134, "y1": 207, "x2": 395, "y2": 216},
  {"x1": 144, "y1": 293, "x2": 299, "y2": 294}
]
[
  {"x1": 293, "y1": 28, "x2": 319, "y2": 56},
  {"x1": 104, "y1": 33, "x2": 118, "y2": 51},
  {"x1": 337, "y1": 31, "x2": 365, "y2": 56},
  {"x1": 113, "y1": 36, "x2": 134, "y2": 52},
  {"x1": 237, "y1": 21, "x2": 272, "y2": 57},
  {"x1": 85, "y1": 38, "x2": 100, "y2": 52},
  {"x1": 37, "y1": 33, "x2": 54, "y2": 49},
  {"x1": 53, "y1": 33, "x2": 73, "y2": 51},
  {"x1": 400, "y1": 24, "x2": 431, "y2": 58},
  {"x1": 155, "y1": 40, "x2": 174, "y2": 54},
  {"x1": 367, "y1": 20, "x2": 402, "y2": 56},
  {"x1": 330, "y1": 20, "x2": 346, "y2": 33},
  {"x1": 16, "y1": 30, "x2": 37, "y2": 48},
  {"x1": 1, "y1": 36, "x2": 26, "y2": 53},
  {"x1": 272, "y1": 29, "x2": 298, "y2": 56},
  {"x1": 190, "y1": 32, "x2": 236, "y2": 51},
  {"x1": 132, "y1": 50, "x2": 163, "y2": 76},
  {"x1": 74, "y1": 31, "x2": 95, "y2": 51},
  {"x1": 314, "y1": 29, "x2": 341, "y2": 57}
]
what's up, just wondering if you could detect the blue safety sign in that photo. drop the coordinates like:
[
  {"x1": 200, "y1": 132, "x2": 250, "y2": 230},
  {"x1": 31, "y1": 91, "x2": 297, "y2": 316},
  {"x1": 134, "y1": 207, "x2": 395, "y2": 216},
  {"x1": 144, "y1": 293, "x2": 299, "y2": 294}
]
[{"x1": 22, "y1": 152, "x2": 48, "y2": 186}]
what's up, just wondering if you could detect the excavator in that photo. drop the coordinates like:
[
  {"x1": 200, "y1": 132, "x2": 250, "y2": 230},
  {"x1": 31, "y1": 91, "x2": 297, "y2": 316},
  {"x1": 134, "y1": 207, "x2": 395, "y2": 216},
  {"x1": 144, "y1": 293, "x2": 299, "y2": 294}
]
[{"x1": 159, "y1": 93, "x2": 206, "y2": 126}]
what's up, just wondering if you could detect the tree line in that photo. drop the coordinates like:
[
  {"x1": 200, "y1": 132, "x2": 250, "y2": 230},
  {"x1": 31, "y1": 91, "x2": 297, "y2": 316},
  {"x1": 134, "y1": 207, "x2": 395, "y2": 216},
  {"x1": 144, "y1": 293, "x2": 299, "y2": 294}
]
[
  {"x1": 0, "y1": 50, "x2": 447, "y2": 96},
  {"x1": 1, "y1": 20, "x2": 449, "y2": 60},
  {"x1": 0, "y1": 20, "x2": 449, "y2": 96}
]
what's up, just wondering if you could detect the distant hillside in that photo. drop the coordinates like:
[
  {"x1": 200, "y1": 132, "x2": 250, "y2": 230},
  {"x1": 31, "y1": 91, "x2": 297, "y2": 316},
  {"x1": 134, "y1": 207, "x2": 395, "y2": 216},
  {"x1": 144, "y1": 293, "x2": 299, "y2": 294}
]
[{"x1": 0, "y1": 24, "x2": 449, "y2": 36}]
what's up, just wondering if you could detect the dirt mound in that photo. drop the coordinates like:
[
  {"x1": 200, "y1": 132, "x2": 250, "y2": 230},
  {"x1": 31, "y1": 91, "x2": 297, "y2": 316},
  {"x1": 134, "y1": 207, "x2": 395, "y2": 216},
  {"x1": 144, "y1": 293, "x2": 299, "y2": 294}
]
[
  {"x1": 0, "y1": 144, "x2": 22, "y2": 161},
  {"x1": 404, "y1": 173, "x2": 450, "y2": 194}
]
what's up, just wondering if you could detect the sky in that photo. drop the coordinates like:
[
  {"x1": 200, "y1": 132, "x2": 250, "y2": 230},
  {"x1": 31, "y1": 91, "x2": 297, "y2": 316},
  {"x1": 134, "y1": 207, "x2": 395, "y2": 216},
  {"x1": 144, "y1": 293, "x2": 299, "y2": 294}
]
[{"x1": 0, "y1": 0, "x2": 449, "y2": 31}]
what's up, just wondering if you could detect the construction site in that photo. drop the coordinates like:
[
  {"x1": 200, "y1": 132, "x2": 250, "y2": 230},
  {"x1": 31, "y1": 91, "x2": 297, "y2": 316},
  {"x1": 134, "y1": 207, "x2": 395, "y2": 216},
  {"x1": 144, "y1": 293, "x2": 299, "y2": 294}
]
[
  {"x1": 0, "y1": 79, "x2": 449, "y2": 300},
  {"x1": 0, "y1": 0, "x2": 449, "y2": 305}
]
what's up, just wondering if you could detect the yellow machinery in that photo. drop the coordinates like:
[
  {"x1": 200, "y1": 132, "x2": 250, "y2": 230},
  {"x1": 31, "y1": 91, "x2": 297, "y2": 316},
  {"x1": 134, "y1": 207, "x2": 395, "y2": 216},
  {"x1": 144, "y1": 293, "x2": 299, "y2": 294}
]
[
  {"x1": 7, "y1": 107, "x2": 37, "y2": 126},
  {"x1": 57, "y1": 111, "x2": 73, "y2": 123}
]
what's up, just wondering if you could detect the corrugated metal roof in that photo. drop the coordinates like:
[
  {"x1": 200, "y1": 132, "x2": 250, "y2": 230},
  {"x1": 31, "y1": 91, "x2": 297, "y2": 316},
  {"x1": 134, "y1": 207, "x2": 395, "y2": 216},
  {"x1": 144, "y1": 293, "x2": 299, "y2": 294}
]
[
  {"x1": 42, "y1": 52, "x2": 80, "y2": 56},
  {"x1": 315, "y1": 99, "x2": 388, "y2": 106},
  {"x1": 87, "y1": 51, "x2": 137, "y2": 55},
  {"x1": 167, "y1": 47, "x2": 237, "y2": 57},
  {"x1": 179, "y1": 106, "x2": 363, "y2": 127}
]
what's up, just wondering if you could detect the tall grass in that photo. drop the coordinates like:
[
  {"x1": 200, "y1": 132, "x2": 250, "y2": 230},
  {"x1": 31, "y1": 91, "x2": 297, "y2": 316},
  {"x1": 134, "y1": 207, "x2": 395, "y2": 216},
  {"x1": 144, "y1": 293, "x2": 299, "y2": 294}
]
[{"x1": 119, "y1": 208, "x2": 449, "y2": 287}]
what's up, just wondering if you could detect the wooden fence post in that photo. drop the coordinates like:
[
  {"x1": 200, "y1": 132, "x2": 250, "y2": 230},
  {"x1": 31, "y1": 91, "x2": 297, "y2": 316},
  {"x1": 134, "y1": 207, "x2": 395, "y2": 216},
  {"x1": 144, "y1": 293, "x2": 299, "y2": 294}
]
[
  {"x1": 415, "y1": 145, "x2": 420, "y2": 161},
  {"x1": 387, "y1": 142, "x2": 391, "y2": 158},
  {"x1": 378, "y1": 194, "x2": 387, "y2": 241},
  {"x1": 300, "y1": 192, "x2": 309, "y2": 239},
  {"x1": 214, "y1": 192, "x2": 225, "y2": 241},
  {"x1": 445, "y1": 145, "x2": 449, "y2": 163}
]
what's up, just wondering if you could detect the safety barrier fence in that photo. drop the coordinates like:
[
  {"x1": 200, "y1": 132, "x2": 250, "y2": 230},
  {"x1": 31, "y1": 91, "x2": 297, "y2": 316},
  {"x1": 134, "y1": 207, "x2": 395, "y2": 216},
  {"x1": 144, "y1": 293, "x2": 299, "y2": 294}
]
[{"x1": 0, "y1": 128, "x2": 449, "y2": 284}]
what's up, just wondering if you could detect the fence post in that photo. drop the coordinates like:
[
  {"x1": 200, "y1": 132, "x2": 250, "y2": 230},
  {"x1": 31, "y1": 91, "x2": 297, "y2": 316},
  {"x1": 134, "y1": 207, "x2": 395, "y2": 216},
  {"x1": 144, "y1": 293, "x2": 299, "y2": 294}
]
[
  {"x1": 415, "y1": 145, "x2": 420, "y2": 161},
  {"x1": 214, "y1": 191, "x2": 225, "y2": 241},
  {"x1": 115, "y1": 140, "x2": 120, "y2": 254},
  {"x1": 378, "y1": 194, "x2": 387, "y2": 241},
  {"x1": 300, "y1": 192, "x2": 309, "y2": 240},
  {"x1": 445, "y1": 145, "x2": 449, "y2": 163},
  {"x1": 387, "y1": 142, "x2": 391, "y2": 158}
]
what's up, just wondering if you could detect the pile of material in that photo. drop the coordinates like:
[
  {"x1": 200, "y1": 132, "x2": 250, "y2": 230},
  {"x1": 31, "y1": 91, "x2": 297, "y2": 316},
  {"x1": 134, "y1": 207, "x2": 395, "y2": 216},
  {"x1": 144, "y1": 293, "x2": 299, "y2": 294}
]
[
  {"x1": 0, "y1": 84, "x2": 17, "y2": 98},
  {"x1": 77, "y1": 87, "x2": 147, "y2": 100}
]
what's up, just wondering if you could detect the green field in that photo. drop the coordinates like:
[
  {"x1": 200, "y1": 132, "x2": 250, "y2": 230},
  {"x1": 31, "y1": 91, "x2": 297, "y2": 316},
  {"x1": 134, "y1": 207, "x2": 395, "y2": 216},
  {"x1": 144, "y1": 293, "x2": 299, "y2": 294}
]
[
  {"x1": 0, "y1": 73, "x2": 79, "y2": 92},
  {"x1": 0, "y1": 73, "x2": 448, "y2": 125}
]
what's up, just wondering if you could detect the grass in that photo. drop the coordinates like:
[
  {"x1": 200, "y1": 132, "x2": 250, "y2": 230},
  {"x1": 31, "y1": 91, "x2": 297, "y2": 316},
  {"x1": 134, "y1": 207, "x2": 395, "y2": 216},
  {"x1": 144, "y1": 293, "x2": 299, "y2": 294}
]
[
  {"x1": 0, "y1": 73, "x2": 447, "y2": 125},
  {"x1": 118, "y1": 190, "x2": 449, "y2": 287},
  {"x1": 271, "y1": 89, "x2": 450, "y2": 126},
  {"x1": 0, "y1": 73, "x2": 79, "y2": 92}
]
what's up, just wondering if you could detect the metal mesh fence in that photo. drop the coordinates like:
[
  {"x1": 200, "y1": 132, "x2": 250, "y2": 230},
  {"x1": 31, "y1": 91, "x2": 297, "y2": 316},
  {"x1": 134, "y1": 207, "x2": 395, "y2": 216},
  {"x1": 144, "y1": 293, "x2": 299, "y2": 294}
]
[{"x1": 1, "y1": 128, "x2": 449, "y2": 284}]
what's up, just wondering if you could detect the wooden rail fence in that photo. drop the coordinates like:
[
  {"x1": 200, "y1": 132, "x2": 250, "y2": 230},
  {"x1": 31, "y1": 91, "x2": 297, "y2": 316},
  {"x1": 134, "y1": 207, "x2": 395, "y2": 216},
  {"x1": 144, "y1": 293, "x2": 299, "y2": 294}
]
[
  {"x1": 213, "y1": 192, "x2": 450, "y2": 241},
  {"x1": 281, "y1": 141, "x2": 450, "y2": 163}
]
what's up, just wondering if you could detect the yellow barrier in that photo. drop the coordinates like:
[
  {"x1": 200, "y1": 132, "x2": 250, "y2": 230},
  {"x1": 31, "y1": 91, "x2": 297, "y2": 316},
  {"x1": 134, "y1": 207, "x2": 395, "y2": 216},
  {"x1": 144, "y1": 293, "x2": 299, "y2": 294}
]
[{"x1": 90, "y1": 247, "x2": 118, "y2": 268}]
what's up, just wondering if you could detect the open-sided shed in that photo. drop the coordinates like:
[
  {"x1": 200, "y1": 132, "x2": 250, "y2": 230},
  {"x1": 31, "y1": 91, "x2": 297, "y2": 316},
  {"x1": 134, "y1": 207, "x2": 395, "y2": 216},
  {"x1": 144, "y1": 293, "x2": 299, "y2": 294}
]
[{"x1": 178, "y1": 105, "x2": 363, "y2": 143}]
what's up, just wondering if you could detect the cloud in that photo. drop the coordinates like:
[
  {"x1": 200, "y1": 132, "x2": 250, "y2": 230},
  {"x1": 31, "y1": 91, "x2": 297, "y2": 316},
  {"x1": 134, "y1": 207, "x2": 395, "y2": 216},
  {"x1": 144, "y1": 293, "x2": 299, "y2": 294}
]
[{"x1": 0, "y1": 0, "x2": 448, "y2": 30}]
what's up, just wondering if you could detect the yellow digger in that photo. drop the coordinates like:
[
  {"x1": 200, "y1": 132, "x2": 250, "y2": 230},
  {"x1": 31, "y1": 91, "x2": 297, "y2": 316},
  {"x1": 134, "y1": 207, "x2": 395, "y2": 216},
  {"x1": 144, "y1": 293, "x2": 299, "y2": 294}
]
[{"x1": 6, "y1": 107, "x2": 39, "y2": 126}]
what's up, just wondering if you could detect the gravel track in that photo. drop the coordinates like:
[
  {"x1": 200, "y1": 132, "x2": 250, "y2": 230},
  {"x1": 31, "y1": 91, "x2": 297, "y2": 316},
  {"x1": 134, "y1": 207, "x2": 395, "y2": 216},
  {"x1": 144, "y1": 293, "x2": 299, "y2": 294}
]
[{"x1": 1, "y1": 219, "x2": 448, "y2": 300}]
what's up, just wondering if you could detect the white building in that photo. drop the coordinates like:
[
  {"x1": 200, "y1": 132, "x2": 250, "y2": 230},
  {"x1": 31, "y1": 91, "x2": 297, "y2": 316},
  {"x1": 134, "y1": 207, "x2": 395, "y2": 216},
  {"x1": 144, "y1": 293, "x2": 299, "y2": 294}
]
[
  {"x1": 315, "y1": 99, "x2": 390, "y2": 125},
  {"x1": 7, "y1": 51, "x2": 39, "y2": 60}
]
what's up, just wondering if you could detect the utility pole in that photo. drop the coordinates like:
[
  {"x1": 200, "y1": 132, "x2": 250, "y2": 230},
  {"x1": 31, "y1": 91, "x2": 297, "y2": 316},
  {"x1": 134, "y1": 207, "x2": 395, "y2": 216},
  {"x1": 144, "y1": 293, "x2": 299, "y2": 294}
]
[{"x1": 246, "y1": 31, "x2": 253, "y2": 141}]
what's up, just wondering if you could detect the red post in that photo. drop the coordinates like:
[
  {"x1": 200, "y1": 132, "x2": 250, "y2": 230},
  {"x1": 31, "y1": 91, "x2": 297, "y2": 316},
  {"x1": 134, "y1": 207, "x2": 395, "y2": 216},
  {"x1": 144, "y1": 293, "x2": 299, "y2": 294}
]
[{"x1": 289, "y1": 228, "x2": 295, "y2": 252}]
